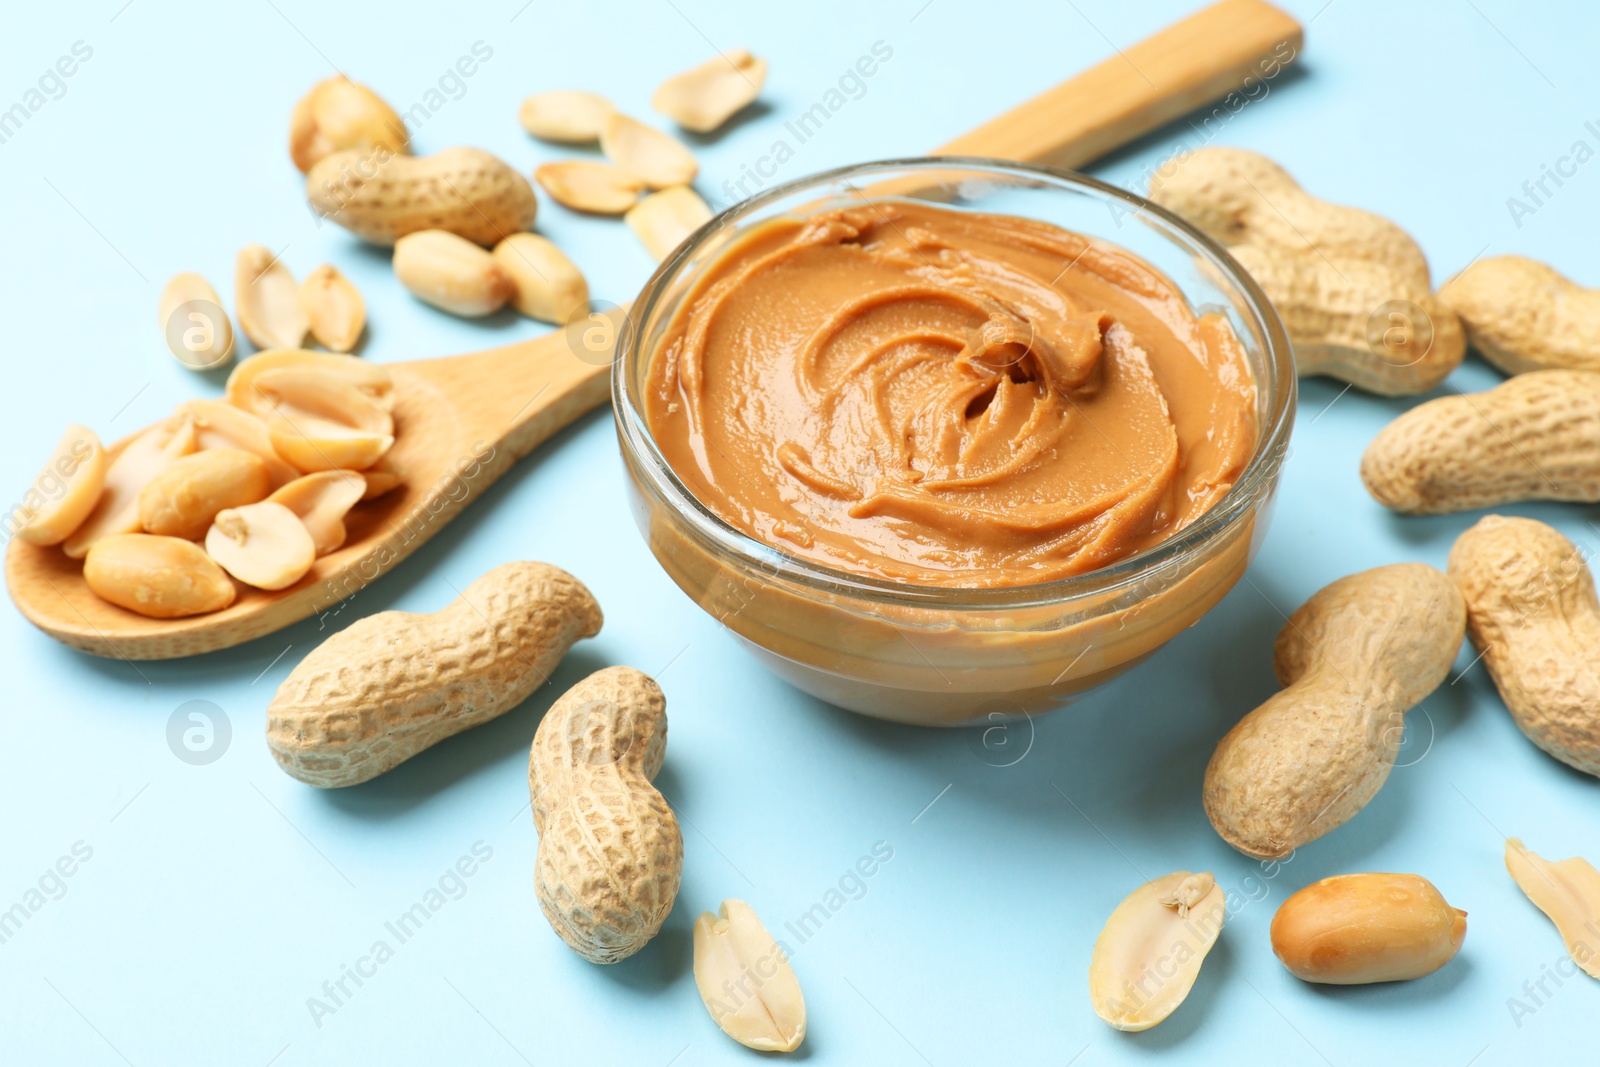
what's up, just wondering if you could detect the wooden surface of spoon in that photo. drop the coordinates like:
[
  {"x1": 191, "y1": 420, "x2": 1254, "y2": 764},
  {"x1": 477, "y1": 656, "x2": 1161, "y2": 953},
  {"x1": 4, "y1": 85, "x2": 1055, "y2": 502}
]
[{"x1": 5, "y1": 0, "x2": 1301, "y2": 658}]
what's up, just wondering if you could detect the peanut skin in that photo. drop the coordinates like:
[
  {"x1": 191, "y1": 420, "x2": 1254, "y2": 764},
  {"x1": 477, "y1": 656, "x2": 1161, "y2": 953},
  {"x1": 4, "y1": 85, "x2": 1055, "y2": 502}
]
[
  {"x1": 268, "y1": 561, "x2": 601, "y2": 787},
  {"x1": 1204, "y1": 564, "x2": 1465, "y2": 860},
  {"x1": 530, "y1": 666, "x2": 682, "y2": 964},
  {"x1": 1448, "y1": 516, "x2": 1600, "y2": 776},
  {"x1": 1362, "y1": 370, "x2": 1600, "y2": 513}
]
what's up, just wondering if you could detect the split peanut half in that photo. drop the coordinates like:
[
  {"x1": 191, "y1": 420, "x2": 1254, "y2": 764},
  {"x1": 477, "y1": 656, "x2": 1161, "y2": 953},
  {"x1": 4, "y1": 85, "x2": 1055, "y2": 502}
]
[
  {"x1": 1506, "y1": 838, "x2": 1600, "y2": 978},
  {"x1": 289, "y1": 74, "x2": 408, "y2": 173},
  {"x1": 250, "y1": 367, "x2": 395, "y2": 473},
  {"x1": 652, "y1": 49, "x2": 767, "y2": 133},
  {"x1": 534, "y1": 161, "x2": 642, "y2": 215},
  {"x1": 158, "y1": 272, "x2": 234, "y2": 370},
  {"x1": 179, "y1": 399, "x2": 301, "y2": 488},
  {"x1": 235, "y1": 244, "x2": 309, "y2": 350},
  {"x1": 393, "y1": 229, "x2": 515, "y2": 317},
  {"x1": 300, "y1": 264, "x2": 366, "y2": 352},
  {"x1": 205, "y1": 501, "x2": 316, "y2": 590},
  {"x1": 600, "y1": 113, "x2": 698, "y2": 189},
  {"x1": 63, "y1": 417, "x2": 198, "y2": 560},
  {"x1": 1088, "y1": 871, "x2": 1226, "y2": 1031},
  {"x1": 267, "y1": 471, "x2": 366, "y2": 555},
  {"x1": 225, "y1": 350, "x2": 395, "y2": 416},
  {"x1": 83, "y1": 534, "x2": 237, "y2": 619},
  {"x1": 518, "y1": 90, "x2": 614, "y2": 143},
  {"x1": 137, "y1": 449, "x2": 272, "y2": 541},
  {"x1": 626, "y1": 186, "x2": 712, "y2": 262},
  {"x1": 693, "y1": 899, "x2": 806, "y2": 1052},
  {"x1": 14, "y1": 425, "x2": 107, "y2": 547},
  {"x1": 359, "y1": 457, "x2": 403, "y2": 500},
  {"x1": 492, "y1": 234, "x2": 589, "y2": 325}
]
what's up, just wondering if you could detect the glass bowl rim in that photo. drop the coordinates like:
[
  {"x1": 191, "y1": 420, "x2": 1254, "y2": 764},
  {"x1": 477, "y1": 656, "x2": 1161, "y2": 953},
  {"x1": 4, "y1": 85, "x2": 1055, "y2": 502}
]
[{"x1": 612, "y1": 155, "x2": 1297, "y2": 611}]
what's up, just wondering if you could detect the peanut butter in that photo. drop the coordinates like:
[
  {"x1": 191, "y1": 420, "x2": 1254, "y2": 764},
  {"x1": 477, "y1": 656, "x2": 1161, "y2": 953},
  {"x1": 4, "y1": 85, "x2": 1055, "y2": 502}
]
[{"x1": 645, "y1": 201, "x2": 1257, "y2": 587}]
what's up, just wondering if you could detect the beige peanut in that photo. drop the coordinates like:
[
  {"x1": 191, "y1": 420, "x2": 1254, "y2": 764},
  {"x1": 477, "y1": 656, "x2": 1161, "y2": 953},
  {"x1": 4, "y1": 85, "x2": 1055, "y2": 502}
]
[
  {"x1": 1438, "y1": 255, "x2": 1600, "y2": 375},
  {"x1": 492, "y1": 234, "x2": 589, "y2": 324},
  {"x1": 269, "y1": 562, "x2": 601, "y2": 787},
  {"x1": 158, "y1": 273, "x2": 234, "y2": 370},
  {"x1": 305, "y1": 146, "x2": 537, "y2": 247},
  {"x1": 299, "y1": 264, "x2": 366, "y2": 352},
  {"x1": 652, "y1": 49, "x2": 767, "y2": 134},
  {"x1": 533, "y1": 161, "x2": 642, "y2": 215},
  {"x1": 626, "y1": 185, "x2": 712, "y2": 262},
  {"x1": 289, "y1": 74, "x2": 408, "y2": 173},
  {"x1": 180, "y1": 399, "x2": 301, "y2": 488},
  {"x1": 519, "y1": 90, "x2": 614, "y2": 143},
  {"x1": 530, "y1": 666, "x2": 681, "y2": 963},
  {"x1": 1447, "y1": 515, "x2": 1600, "y2": 776},
  {"x1": 600, "y1": 113, "x2": 698, "y2": 189},
  {"x1": 14, "y1": 424, "x2": 106, "y2": 547},
  {"x1": 205, "y1": 501, "x2": 316, "y2": 591},
  {"x1": 83, "y1": 533, "x2": 237, "y2": 619},
  {"x1": 1204, "y1": 564, "x2": 1465, "y2": 859},
  {"x1": 393, "y1": 230, "x2": 514, "y2": 317},
  {"x1": 248, "y1": 366, "x2": 395, "y2": 473},
  {"x1": 138, "y1": 449, "x2": 271, "y2": 540},
  {"x1": 694, "y1": 899, "x2": 806, "y2": 1051},
  {"x1": 63, "y1": 416, "x2": 197, "y2": 559},
  {"x1": 1271, "y1": 873, "x2": 1466, "y2": 984},
  {"x1": 1362, "y1": 370, "x2": 1600, "y2": 513},
  {"x1": 235, "y1": 244, "x2": 309, "y2": 351},
  {"x1": 266, "y1": 471, "x2": 366, "y2": 555},
  {"x1": 1148, "y1": 147, "x2": 1464, "y2": 395},
  {"x1": 1088, "y1": 870, "x2": 1226, "y2": 1031},
  {"x1": 1506, "y1": 837, "x2": 1600, "y2": 978},
  {"x1": 225, "y1": 350, "x2": 394, "y2": 417}
]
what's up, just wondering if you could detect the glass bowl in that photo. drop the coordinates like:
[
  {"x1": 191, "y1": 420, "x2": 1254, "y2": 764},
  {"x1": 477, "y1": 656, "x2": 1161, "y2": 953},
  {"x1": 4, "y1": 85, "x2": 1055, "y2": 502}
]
[{"x1": 613, "y1": 158, "x2": 1295, "y2": 726}]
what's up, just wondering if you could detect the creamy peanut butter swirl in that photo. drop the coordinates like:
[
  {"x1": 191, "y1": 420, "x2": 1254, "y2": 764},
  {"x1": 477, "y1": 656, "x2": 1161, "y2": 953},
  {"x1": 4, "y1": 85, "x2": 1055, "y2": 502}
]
[{"x1": 645, "y1": 202, "x2": 1257, "y2": 587}]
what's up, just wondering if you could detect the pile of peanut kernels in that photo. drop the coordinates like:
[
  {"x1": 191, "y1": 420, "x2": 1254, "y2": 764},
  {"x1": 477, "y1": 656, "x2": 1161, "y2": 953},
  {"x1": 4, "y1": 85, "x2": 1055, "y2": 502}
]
[
  {"x1": 11, "y1": 53, "x2": 764, "y2": 624},
  {"x1": 14, "y1": 351, "x2": 399, "y2": 618}
]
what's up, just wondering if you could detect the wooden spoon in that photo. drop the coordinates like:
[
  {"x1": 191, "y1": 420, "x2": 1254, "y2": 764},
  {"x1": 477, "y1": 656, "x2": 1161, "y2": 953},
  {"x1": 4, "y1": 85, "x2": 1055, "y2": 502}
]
[{"x1": 7, "y1": 0, "x2": 1301, "y2": 659}]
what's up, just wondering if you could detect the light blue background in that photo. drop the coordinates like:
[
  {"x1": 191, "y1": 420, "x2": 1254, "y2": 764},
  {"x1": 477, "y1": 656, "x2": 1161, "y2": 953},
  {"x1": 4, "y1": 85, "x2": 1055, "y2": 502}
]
[{"x1": 2, "y1": 1, "x2": 1597, "y2": 1063}]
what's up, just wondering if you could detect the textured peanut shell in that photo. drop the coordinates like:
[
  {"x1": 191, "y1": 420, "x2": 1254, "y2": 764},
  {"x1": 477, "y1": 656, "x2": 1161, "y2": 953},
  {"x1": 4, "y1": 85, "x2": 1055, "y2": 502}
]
[
  {"x1": 1362, "y1": 370, "x2": 1600, "y2": 513},
  {"x1": 530, "y1": 666, "x2": 682, "y2": 964},
  {"x1": 1448, "y1": 516, "x2": 1600, "y2": 776},
  {"x1": 268, "y1": 561, "x2": 601, "y2": 787},
  {"x1": 1439, "y1": 256, "x2": 1600, "y2": 375},
  {"x1": 1271, "y1": 873, "x2": 1466, "y2": 984},
  {"x1": 1204, "y1": 564, "x2": 1465, "y2": 859},
  {"x1": 1149, "y1": 147, "x2": 1463, "y2": 396},
  {"x1": 305, "y1": 146, "x2": 537, "y2": 247}
]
